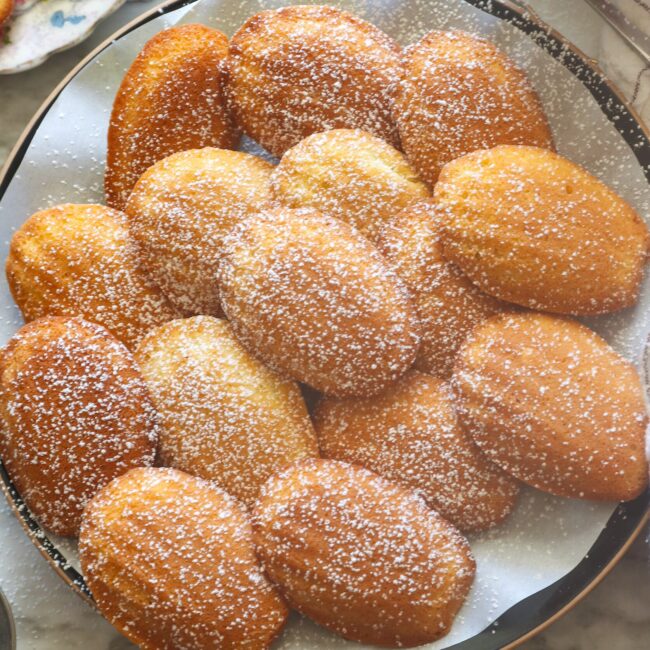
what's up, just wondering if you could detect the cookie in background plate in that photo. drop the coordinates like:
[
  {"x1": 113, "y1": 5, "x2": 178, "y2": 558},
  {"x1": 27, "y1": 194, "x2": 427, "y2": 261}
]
[
  {"x1": 272, "y1": 129, "x2": 429, "y2": 244},
  {"x1": 79, "y1": 467, "x2": 288, "y2": 649},
  {"x1": 394, "y1": 29, "x2": 553, "y2": 185},
  {"x1": 105, "y1": 24, "x2": 239, "y2": 211},
  {"x1": 218, "y1": 206, "x2": 420, "y2": 398},
  {"x1": 0, "y1": 316, "x2": 157, "y2": 537},
  {"x1": 125, "y1": 148, "x2": 273, "y2": 316},
  {"x1": 378, "y1": 199, "x2": 508, "y2": 379},
  {"x1": 0, "y1": 0, "x2": 13, "y2": 28},
  {"x1": 253, "y1": 458, "x2": 475, "y2": 647},
  {"x1": 314, "y1": 370, "x2": 519, "y2": 533},
  {"x1": 227, "y1": 4, "x2": 401, "y2": 157},
  {"x1": 6, "y1": 203, "x2": 180, "y2": 348},
  {"x1": 436, "y1": 145, "x2": 650, "y2": 315},
  {"x1": 452, "y1": 311, "x2": 649, "y2": 501},
  {"x1": 135, "y1": 316, "x2": 318, "y2": 508}
]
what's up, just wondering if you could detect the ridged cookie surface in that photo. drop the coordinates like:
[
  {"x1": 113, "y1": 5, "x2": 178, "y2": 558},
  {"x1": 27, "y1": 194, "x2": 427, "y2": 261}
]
[
  {"x1": 227, "y1": 5, "x2": 401, "y2": 157},
  {"x1": 0, "y1": 317, "x2": 157, "y2": 537},
  {"x1": 105, "y1": 24, "x2": 239, "y2": 210},
  {"x1": 126, "y1": 148, "x2": 273, "y2": 315},
  {"x1": 6, "y1": 203, "x2": 179, "y2": 348},
  {"x1": 378, "y1": 199, "x2": 507, "y2": 379},
  {"x1": 253, "y1": 459, "x2": 475, "y2": 647},
  {"x1": 394, "y1": 30, "x2": 553, "y2": 185},
  {"x1": 437, "y1": 146, "x2": 650, "y2": 315},
  {"x1": 135, "y1": 316, "x2": 318, "y2": 507},
  {"x1": 79, "y1": 467, "x2": 288, "y2": 650},
  {"x1": 453, "y1": 312, "x2": 649, "y2": 501},
  {"x1": 272, "y1": 129, "x2": 429, "y2": 243},
  {"x1": 218, "y1": 207, "x2": 420, "y2": 397},
  {"x1": 314, "y1": 371, "x2": 519, "y2": 532}
]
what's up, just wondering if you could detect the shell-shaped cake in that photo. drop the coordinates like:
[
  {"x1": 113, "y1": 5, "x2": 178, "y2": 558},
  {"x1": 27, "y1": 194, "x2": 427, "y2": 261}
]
[
  {"x1": 218, "y1": 207, "x2": 420, "y2": 397},
  {"x1": 227, "y1": 4, "x2": 401, "y2": 157},
  {"x1": 6, "y1": 203, "x2": 180, "y2": 348},
  {"x1": 105, "y1": 24, "x2": 239, "y2": 210},
  {"x1": 272, "y1": 129, "x2": 429, "y2": 243},
  {"x1": 79, "y1": 467, "x2": 288, "y2": 649},
  {"x1": 253, "y1": 459, "x2": 475, "y2": 647},
  {"x1": 135, "y1": 316, "x2": 318, "y2": 507},
  {"x1": 453, "y1": 312, "x2": 649, "y2": 501},
  {"x1": 126, "y1": 148, "x2": 274, "y2": 315},
  {"x1": 314, "y1": 370, "x2": 520, "y2": 532},
  {"x1": 378, "y1": 199, "x2": 508, "y2": 379},
  {"x1": 436, "y1": 145, "x2": 650, "y2": 315},
  {"x1": 0, "y1": 316, "x2": 157, "y2": 537},
  {"x1": 394, "y1": 29, "x2": 553, "y2": 184}
]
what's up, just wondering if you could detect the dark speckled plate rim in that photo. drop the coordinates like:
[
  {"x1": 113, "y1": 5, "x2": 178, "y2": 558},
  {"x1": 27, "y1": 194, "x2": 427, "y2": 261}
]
[{"x1": 0, "y1": 1, "x2": 649, "y2": 648}]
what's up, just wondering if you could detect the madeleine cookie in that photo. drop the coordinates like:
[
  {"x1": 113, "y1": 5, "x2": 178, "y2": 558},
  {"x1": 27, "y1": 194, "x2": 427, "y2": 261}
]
[
  {"x1": 272, "y1": 129, "x2": 429, "y2": 243},
  {"x1": 125, "y1": 148, "x2": 274, "y2": 315},
  {"x1": 436, "y1": 146, "x2": 650, "y2": 315},
  {"x1": 394, "y1": 30, "x2": 553, "y2": 185},
  {"x1": 105, "y1": 24, "x2": 239, "y2": 210},
  {"x1": 253, "y1": 459, "x2": 475, "y2": 647},
  {"x1": 79, "y1": 467, "x2": 288, "y2": 649},
  {"x1": 0, "y1": 0, "x2": 13, "y2": 27},
  {"x1": 378, "y1": 200, "x2": 507, "y2": 379},
  {"x1": 227, "y1": 5, "x2": 401, "y2": 157},
  {"x1": 0, "y1": 317, "x2": 157, "y2": 537},
  {"x1": 314, "y1": 371, "x2": 519, "y2": 532},
  {"x1": 453, "y1": 312, "x2": 649, "y2": 501},
  {"x1": 135, "y1": 316, "x2": 318, "y2": 507},
  {"x1": 218, "y1": 207, "x2": 419, "y2": 397},
  {"x1": 6, "y1": 203, "x2": 180, "y2": 348}
]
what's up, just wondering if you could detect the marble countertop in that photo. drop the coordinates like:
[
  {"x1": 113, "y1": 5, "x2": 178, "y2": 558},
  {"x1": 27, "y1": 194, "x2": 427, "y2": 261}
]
[{"x1": 0, "y1": 1, "x2": 649, "y2": 649}]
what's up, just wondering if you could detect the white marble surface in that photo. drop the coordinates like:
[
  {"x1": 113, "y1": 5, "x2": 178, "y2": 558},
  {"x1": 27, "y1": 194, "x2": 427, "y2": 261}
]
[{"x1": 0, "y1": 1, "x2": 649, "y2": 649}]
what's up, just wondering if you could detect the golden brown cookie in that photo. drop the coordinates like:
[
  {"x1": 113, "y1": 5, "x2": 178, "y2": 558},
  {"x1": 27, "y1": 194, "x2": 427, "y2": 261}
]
[
  {"x1": 0, "y1": 317, "x2": 157, "y2": 537},
  {"x1": 314, "y1": 371, "x2": 519, "y2": 532},
  {"x1": 453, "y1": 312, "x2": 649, "y2": 501},
  {"x1": 105, "y1": 24, "x2": 239, "y2": 210},
  {"x1": 0, "y1": 0, "x2": 13, "y2": 27},
  {"x1": 125, "y1": 148, "x2": 274, "y2": 315},
  {"x1": 394, "y1": 29, "x2": 553, "y2": 185},
  {"x1": 135, "y1": 316, "x2": 318, "y2": 507},
  {"x1": 6, "y1": 203, "x2": 180, "y2": 348},
  {"x1": 436, "y1": 145, "x2": 650, "y2": 315},
  {"x1": 253, "y1": 459, "x2": 475, "y2": 647},
  {"x1": 272, "y1": 129, "x2": 429, "y2": 243},
  {"x1": 218, "y1": 207, "x2": 420, "y2": 397},
  {"x1": 227, "y1": 5, "x2": 401, "y2": 157},
  {"x1": 378, "y1": 199, "x2": 507, "y2": 379},
  {"x1": 79, "y1": 467, "x2": 288, "y2": 649}
]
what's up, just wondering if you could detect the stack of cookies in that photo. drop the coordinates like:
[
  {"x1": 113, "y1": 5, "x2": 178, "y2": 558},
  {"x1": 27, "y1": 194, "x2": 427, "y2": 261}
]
[{"x1": 1, "y1": 5, "x2": 648, "y2": 648}]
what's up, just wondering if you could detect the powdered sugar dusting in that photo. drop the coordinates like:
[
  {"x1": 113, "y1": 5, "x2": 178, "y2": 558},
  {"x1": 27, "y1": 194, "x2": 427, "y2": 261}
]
[
  {"x1": 226, "y1": 4, "x2": 401, "y2": 157},
  {"x1": 135, "y1": 315, "x2": 318, "y2": 507},
  {"x1": 271, "y1": 128, "x2": 429, "y2": 243},
  {"x1": 79, "y1": 467, "x2": 288, "y2": 649},
  {"x1": 218, "y1": 206, "x2": 420, "y2": 397},
  {"x1": 125, "y1": 147, "x2": 273, "y2": 316},
  {"x1": 452, "y1": 312, "x2": 649, "y2": 501},
  {"x1": 5, "y1": 203, "x2": 180, "y2": 349},
  {"x1": 0, "y1": 316, "x2": 157, "y2": 537},
  {"x1": 253, "y1": 458, "x2": 475, "y2": 647},
  {"x1": 315, "y1": 371, "x2": 520, "y2": 533}
]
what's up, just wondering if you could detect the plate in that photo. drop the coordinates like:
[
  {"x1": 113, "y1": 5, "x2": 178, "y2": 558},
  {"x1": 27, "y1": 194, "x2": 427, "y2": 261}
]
[
  {"x1": 0, "y1": 1, "x2": 648, "y2": 648},
  {"x1": 0, "y1": 0, "x2": 127, "y2": 74}
]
